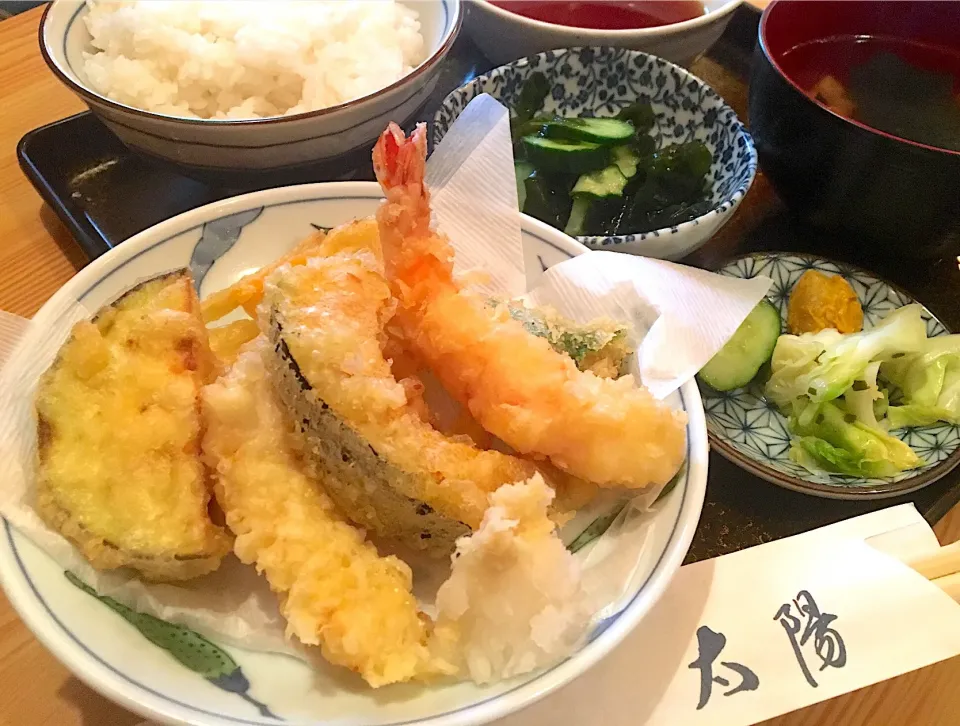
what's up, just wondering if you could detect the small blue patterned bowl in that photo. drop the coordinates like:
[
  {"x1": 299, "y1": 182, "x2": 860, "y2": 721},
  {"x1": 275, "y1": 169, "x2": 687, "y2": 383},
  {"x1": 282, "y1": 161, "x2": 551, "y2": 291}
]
[
  {"x1": 701, "y1": 252, "x2": 960, "y2": 500},
  {"x1": 433, "y1": 46, "x2": 757, "y2": 260}
]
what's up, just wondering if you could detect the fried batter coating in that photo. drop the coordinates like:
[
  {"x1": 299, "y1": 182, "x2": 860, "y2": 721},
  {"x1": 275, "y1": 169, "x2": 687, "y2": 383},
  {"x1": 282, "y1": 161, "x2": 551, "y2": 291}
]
[
  {"x1": 372, "y1": 123, "x2": 686, "y2": 489},
  {"x1": 36, "y1": 270, "x2": 230, "y2": 581},
  {"x1": 202, "y1": 342, "x2": 447, "y2": 686},
  {"x1": 262, "y1": 244, "x2": 536, "y2": 552}
]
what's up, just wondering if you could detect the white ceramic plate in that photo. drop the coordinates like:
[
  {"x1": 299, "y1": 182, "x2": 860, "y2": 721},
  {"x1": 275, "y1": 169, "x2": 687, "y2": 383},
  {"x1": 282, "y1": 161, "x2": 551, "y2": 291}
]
[{"x1": 0, "y1": 183, "x2": 707, "y2": 726}]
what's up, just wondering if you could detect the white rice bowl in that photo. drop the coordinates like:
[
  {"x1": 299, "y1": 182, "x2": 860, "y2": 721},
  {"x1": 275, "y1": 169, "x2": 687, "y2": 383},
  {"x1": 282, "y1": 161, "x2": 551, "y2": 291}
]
[{"x1": 81, "y1": 0, "x2": 426, "y2": 119}]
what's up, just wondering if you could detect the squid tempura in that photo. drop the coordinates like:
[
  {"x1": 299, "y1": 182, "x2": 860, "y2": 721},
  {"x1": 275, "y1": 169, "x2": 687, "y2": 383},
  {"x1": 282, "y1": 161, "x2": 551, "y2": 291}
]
[
  {"x1": 202, "y1": 341, "x2": 447, "y2": 687},
  {"x1": 372, "y1": 123, "x2": 686, "y2": 489}
]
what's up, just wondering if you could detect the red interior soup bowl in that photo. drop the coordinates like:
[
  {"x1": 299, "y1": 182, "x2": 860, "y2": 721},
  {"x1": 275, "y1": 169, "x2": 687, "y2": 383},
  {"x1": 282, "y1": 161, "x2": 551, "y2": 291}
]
[{"x1": 749, "y1": 0, "x2": 960, "y2": 258}]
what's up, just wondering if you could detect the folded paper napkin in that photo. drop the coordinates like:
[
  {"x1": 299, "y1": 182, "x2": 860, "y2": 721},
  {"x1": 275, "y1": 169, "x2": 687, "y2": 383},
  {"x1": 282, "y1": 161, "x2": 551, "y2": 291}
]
[
  {"x1": 428, "y1": 94, "x2": 772, "y2": 400},
  {"x1": 0, "y1": 94, "x2": 770, "y2": 657}
]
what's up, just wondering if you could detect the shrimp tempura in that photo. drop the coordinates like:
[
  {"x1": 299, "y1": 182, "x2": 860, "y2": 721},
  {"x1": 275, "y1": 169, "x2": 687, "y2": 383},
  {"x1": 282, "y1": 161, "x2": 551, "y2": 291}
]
[{"x1": 372, "y1": 123, "x2": 686, "y2": 489}]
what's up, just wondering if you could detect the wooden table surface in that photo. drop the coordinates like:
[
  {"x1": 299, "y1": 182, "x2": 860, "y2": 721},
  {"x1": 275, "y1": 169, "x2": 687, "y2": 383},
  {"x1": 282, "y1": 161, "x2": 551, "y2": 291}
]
[{"x1": 2, "y1": 5, "x2": 960, "y2": 726}]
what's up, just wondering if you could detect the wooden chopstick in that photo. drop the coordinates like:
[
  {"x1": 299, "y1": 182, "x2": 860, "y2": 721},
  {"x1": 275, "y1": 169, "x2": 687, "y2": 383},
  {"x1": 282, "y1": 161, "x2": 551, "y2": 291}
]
[
  {"x1": 908, "y1": 542, "x2": 960, "y2": 603},
  {"x1": 929, "y1": 572, "x2": 960, "y2": 603},
  {"x1": 909, "y1": 541, "x2": 960, "y2": 580}
]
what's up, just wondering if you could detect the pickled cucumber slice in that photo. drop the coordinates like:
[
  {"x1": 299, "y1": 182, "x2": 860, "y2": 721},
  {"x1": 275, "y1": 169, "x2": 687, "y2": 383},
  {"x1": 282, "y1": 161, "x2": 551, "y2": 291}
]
[
  {"x1": 542, "y1": 117, "x2": 637, "y2": 145},
  {"x1": 698, "y1": 299, "x2": 782, "y2": 392}
]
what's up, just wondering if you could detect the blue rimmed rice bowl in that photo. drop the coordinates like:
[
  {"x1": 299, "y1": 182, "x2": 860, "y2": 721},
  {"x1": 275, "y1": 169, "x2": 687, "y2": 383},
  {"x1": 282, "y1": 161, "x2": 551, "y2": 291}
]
[{"x1": 40, "y1": 0, "x2": 462, "y2": 176}]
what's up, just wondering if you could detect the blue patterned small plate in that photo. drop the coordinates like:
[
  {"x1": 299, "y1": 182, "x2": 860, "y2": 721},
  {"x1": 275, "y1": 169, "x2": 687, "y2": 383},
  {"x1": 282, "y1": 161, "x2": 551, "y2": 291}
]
[
  {"x1": 433, "y1": 46, "x2": 757, "y2": 261},
  {"x1": 701, "y1": 252, "x2": 960, "y2": 500}
]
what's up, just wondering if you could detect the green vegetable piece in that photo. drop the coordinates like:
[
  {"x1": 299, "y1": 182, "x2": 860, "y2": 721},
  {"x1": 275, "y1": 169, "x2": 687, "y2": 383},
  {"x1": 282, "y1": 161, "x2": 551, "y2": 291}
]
[
  {"x1": 511, "y1": 114, "x2": 555, "y2": 144},
  {"x1": 571, "y1": 165, "x2": 629, "y2": 199},
  {"x1": 842, "y1": 361, "x2": 886, "y2": 430},
  {"x1": 561, "y1": 151, "x2": 633, "y2": 237},
  {"x1": 615, "y1": 140, "x2": 714, "y2": 234},
  {"x1": 611, "y1": 145, "x2": 641, "y2": 178},
  {"x1": 643, "y1": 199, "x2": 715, "y2": 231},
  {"x1": 65, "y1": 571, "x2": 278, "y2": 719},
  {"x1": 507, "y1": 303, "x2": 630, "y2": 373},
  {"x1": 886, "y1": 404, "x2": 959, "y2": 429},
  {"x1": 789, "y1": 401, "x2": 921, "y2": 477},
  {"x1": 765, "y1": 304, "x2": 928, "y2": 409},
  {"x1": 759, "y1": 301, "x2": 957, "y2": 465},
  {"x1": 669, "y1": 140, "x2": 713, "y2": 179},
  {"x1": 880, "y1": 333, "x2": 960, "y2": 424},
  {"x1": 510, "y1": 71, "x2": 551, "y2": 143},
  {"x1": 790, "y1": 436, "x2": 868, "y2": 477},
  {"x1": 522, "y1": 135, "x2": 610, "y2": 175},
  {"x1": 633, "y1": 132, "x2": 657, "y2": 157},
  {"x1": 698, "y1": 300, "x2": 781, "y2": 392},
  {"x1": 513, "y1": 72, "x2": 551, "y2": 125},
  {"x1": 515, "y1": 161, "x2": 535, "y2": 211},
  {"x1": 542, "y1": 117, "x2": 636, "y2": 146},
  {"x1": 616, "y1": 101, "x2": 655, "y2": 134},
  {"x1": 564, "y1": 196, "x2": 592, "y2": 237},
  {"x1": 502, "y1": 301, "x2": 630, "y2": 374},
  {"x1": 522, "y1": 170, "x2": 573, "y2": 229}
]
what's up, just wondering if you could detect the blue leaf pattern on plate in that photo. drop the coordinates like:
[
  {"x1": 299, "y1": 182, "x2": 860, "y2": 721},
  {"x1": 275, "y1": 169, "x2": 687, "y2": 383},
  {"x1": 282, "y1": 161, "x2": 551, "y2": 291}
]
[
  {"x1": 65, "y1": 571, "x2": 281, "y2": 720},
  {"x1": 189, "y1": 207, "x2": 264, "y2": 288}
]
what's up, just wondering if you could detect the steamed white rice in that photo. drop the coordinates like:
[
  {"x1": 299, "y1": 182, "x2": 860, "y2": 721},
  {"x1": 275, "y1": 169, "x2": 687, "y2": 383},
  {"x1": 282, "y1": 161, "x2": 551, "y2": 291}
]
[{"x1": 81, "y1": 1, "x2": 425, "y2": 119}]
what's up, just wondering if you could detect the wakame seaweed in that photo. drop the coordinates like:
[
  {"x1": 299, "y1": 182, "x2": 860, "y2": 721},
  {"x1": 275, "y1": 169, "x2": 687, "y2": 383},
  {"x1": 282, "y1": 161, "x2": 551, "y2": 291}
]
[{"x1": 510, "y1": 75, "x2": 713, "y2": 237}]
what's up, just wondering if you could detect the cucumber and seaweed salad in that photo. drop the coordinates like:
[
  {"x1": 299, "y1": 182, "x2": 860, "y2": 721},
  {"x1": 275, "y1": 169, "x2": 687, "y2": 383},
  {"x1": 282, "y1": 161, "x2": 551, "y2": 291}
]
[{"x1": 510, "y1": 72, "x2": 714, "y2": 238}]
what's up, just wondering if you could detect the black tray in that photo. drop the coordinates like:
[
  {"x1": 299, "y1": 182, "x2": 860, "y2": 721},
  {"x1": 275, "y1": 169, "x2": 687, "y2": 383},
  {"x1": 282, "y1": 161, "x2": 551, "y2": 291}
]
[{"x1": 18, "y1": 6, "x2": 960, "y2": 563}]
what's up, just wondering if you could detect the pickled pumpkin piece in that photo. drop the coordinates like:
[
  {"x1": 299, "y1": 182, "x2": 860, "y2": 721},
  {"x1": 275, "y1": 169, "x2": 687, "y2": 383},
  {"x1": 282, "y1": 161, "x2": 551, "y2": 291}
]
[{"x1": 787, "y1": 270, "x2": 863, "y2": 335}]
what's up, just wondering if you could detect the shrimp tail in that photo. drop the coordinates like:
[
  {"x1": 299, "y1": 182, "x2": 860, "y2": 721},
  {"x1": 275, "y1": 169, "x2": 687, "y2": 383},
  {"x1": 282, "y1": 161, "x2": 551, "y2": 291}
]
[
  {"x1": 372, "y1": 122, "x2": 425, "y2": 195},
  {"x1": 373, "y1": 123, "x2": 454, "y2": 303}
]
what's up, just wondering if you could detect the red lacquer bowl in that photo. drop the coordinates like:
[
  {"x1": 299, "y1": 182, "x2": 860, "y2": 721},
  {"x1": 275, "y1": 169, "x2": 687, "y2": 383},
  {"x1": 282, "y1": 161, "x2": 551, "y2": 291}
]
[{"x1": 748, "y1": 0, "x2": 960, "y2": 259}]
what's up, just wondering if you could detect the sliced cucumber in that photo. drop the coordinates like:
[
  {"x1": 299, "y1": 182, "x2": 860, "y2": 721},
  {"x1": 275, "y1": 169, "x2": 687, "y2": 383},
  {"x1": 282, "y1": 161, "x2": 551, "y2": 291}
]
[
  {"x1": 563, "y1": 147, "x2": 639, "y2": 233},
  {"x1": 564, "y1": 196, "x2": 591, "y2": 237},
  {"x1": 522, "y1": 135, "x2": 610, "y2": 175},
  {"x1": 572, "y1": 165, "x2": 628, "y2": 199},
  {"x1": 542, "y1": 117, "x2": 636, "y2": 145},
  {"x1": 515, "y1": 161, "x2": 535, "y2": 211},
  {"x1": 511, "y1": 115, "x2": 553, "y2": 142},
  {"x1": 698, "y1": 299, "x2": 782, "y2": 392},
  {"x1": 611, "y1": 145, "x2": 641, "y2": 178}
]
